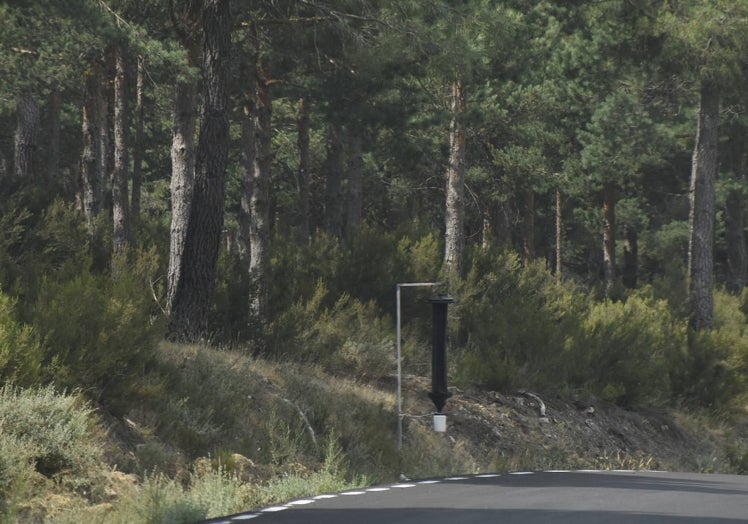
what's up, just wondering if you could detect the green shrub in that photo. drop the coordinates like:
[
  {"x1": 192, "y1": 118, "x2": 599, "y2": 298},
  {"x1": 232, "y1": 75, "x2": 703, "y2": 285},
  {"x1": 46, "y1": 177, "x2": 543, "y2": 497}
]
[
  {"x1": 67, "y1": 435, "x2": 357, "y2": 524},
  {"x1": 268, "y1": 233, "x2": 344, "y2": 318},
  {"x1": 281, "y1": 370, "x2": 398, "y2": 480},
  {"x1": 453, "y1": 250, "x2": 693, "y2": 407},
  {"x1": 144, "y1": 343, "x2": 267, "y2": 459},
  {"x1": 0, "y1": 429, "x2": 36, "y2": 519},
  {"x1": 32, "y1": 255, "x2": 164, "y2": 411},
  {"x1": 267, "y1": 227, "x2": 441, "y2": 324},
  {"x1": 266, "y1": 282, "x2": 395, "y2": 376},
  {"x1": 0, "y1": 385, "x2": 102, "y2": 477},
  {"x1": 0, "y1": 385, "x2": 104, "y2": 519},
  {"x1": 99, "y1": 473, "x2": 209, "y2": 524},
  {"x1": 571, "y1": 294, "x2": 686, "y2": 406},
  {"x1": 249, "y1": 437, "x2": 359, "y2": 509},
  {"x1": 454, "y1": 250, "x2": 586, "y2": 391},
  {"x1": 0, "y1": 205, "x2": 33, "y2": 296},
  {"x1": 673, "y1": 291, "x2": 748, "y2": 408},
  {"x1": 0, "y1": 292, "x2": 43, "y2": 386}
]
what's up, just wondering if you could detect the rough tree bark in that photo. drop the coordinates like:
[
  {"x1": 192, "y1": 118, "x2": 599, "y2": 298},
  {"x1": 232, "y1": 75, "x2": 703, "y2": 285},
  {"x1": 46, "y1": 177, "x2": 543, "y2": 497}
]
[
  {"x1": 297, "y1": 97, "x2": 311, "y2": 241},
  {"x1": 96, "y1": 75, "x2": 109, "y2": 216},
  {"x1": 238, "y1": 88, "x2": 255, "y2": 267},
  {"x1": 556, "y1": 187, "x2": 562, "y2": 283},
  {"x1": 602, "y1": 182, "x2": 616, "y2": 296},
  {"x1": 249, "y1": 57, "x2": 272, "y2": 330},
  {"x1": 169, "y1": 0, "x2": 231, "y2": 341},
  {"x1": 622, "y1": 224, "x2": 638, "y2": 289},
  {"x1": 523, "y1": 189, "x2": 535, "y2": 266},
  {"x1": 166, "y1": 0, "x2": 201, "y2": 314},
  {"x1": 131, "y1": 55, "x2": 145, "y2": 220},
  {"x1": 14, "y1": 93, "x2": 39, "y2": 179},
  {"x1": 112, "y1": 42, "x2": 131, "y2": 256},
  {"x1": 443, "y1": 74, "x2": 466, "y2": 277},
  {"x1": 345, "y1": 133, "x2": 364, "y2": 242},
  {"x1": 48, "y1": 88, "x2": 61, "y2": 185},
  {"x1": 81, "y1": 68, "x2": 102, "y2": 230},
  {"x1": 688, "y1": 80, "x2": 719, "y2": 330},
  {"x1": 725, "y1": 148, "x2": 747, "y2": 294},
  {"x1": 324, "y1": 123, "x2": 344, "y2": 238},
  {"x1": 167, "y1": 81, "x2": 198, "y2": 313}
]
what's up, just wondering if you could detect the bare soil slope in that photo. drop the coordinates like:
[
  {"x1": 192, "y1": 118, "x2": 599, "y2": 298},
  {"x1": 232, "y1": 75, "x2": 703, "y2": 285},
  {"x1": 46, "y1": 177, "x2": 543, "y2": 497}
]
[{"x1": 398, "y1": 375, "x2": 744, "y2": 474}]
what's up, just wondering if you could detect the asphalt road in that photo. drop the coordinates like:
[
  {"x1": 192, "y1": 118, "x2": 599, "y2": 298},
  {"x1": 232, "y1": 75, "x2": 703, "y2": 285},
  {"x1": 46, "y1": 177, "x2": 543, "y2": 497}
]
[{"x1": 202, "y1": 470, "x2": 748, "y2": 523}]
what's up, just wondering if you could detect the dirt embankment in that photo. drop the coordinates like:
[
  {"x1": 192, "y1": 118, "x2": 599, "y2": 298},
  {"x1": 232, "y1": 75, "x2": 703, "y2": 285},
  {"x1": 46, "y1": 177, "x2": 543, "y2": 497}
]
[{"x1": 401, "y1": 376, "x2": 740, "y2": 473}]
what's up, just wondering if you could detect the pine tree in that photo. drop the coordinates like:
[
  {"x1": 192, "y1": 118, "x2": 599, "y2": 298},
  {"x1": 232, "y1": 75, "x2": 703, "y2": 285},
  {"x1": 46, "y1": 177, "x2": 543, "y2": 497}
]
[{"x1": 169, "y1": 0, "x2": 231, "y2": 341}]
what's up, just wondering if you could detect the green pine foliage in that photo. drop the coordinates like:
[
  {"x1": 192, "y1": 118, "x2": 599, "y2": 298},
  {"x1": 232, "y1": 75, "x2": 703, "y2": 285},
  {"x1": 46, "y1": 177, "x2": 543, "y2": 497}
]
[
  {"x1": 31, "y1": 252, "x2": 164, "y2": 412},
  {"x1": 452, "y1": 249, "x2": 748, "y2": 409},
  {"x1": 3, "y1": 0, "x2": 748, "y2": 519},
  {"x1": 455, "y1": 250, "x2": 587, "y2": 392},
  {"x1": 266, "y1": 282, "x2": 394, "y2": 377},
  {"x1": 0, "y1": 293, "x2": 42, "y2": 386},
  {"x1": 572, "y1": 295, "x2": 685, "y2": 407}
]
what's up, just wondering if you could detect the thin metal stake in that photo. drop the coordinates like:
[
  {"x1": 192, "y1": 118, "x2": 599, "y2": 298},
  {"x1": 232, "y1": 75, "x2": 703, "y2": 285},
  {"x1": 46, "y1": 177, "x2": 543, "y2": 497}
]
[{"x1": 396, "y1": 282, "x2": 441, "y2": 450}]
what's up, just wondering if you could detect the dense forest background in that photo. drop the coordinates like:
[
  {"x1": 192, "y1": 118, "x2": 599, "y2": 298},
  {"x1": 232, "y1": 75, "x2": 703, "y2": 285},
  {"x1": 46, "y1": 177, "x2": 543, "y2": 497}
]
[
  {"x1": 5, "y1": 0, "x2": 748, "y2": 520},
  {"x1": 2, "y1": 0, "x2": 748, "y2": 409}
]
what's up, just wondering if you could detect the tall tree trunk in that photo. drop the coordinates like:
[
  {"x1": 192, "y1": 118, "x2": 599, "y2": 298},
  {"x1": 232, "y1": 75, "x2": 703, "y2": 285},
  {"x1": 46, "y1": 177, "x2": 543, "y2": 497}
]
[
  {"x1": 688, "y1": 80, "x2": 719, "y2": 330},
  {"x1": 345, "y1": 132, "x2": 364, "y2": 242},
  {"x1": 112, "y1": 42, "x2": 131, "y2": 257},
  {"x1": 443, "y1": 74, "x2": 466, "y2": 277},
  {"x1": 622, "y1": 224, "x2": 638, "y2": 289},
  {"x1": 523, "y1": 189, "x2": 535, "y2": 266},
  {"x1": 167, "y1": 81, "x2": 198, "y2": 313},
  {"x1": 238, "y1": 89, "x2": 255, "y2": 268},
  {"x1": 249, "y1": 59, "x2": 272, "y2": 330},
  {"x1": 48, "y1": 88, "x2": 62, "y2": 185},
  {"x1": 481, "y1": 200, "x2": 512, "y2": 250},
  {"x1": 297, "y1": 97, "x2": 311, "y2": 241},
  {"x1": 166, "y1": 1, "x2": 201, "y2": 314},
  {"x1": 324, "y1": 123, "x2": 344, "y2": 238},
  {"x1": 14, "y1": 93, "x2": 39, "y2": 179},
  {"x1": 131, "y1": 55, "x2": 145, "y2": 221},
  {"x1": 725, "y1": 148, "x2": 746, "y2": 295},
  {"x1": 481, "y1": 210, "x2": 493, "y2": 250},
  {"x1": 556, "y1": 187, "x2": 563, "y2": 283},
  {"x1": 97, "y1": 76, "x2": 109, "y2": 215},
  {"x1": 81, "y1": 68, "x2": 102, "y2": 230},
  {"x1": 602, "y1": 182, "x2": 616, "y2": 296},
  {"x1": 169, "y1": 0, "x2": 231, "y2": 341}
]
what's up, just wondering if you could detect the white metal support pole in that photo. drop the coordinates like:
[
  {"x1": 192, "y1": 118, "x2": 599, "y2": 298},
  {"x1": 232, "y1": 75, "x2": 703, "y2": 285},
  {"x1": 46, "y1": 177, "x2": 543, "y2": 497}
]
[{"x1": 396, "y1": 282, "x2": 441, "y2": 450}]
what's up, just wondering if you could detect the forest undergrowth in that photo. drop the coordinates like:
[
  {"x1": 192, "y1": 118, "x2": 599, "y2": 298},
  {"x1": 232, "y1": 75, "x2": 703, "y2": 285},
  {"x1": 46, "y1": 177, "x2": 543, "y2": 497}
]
[
  {"x1": 0, "y1": 343, "x2": 746, "y2": 523},
  {"x1": 1, "y1": 216, "x2": 748, "y2": 522}
]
